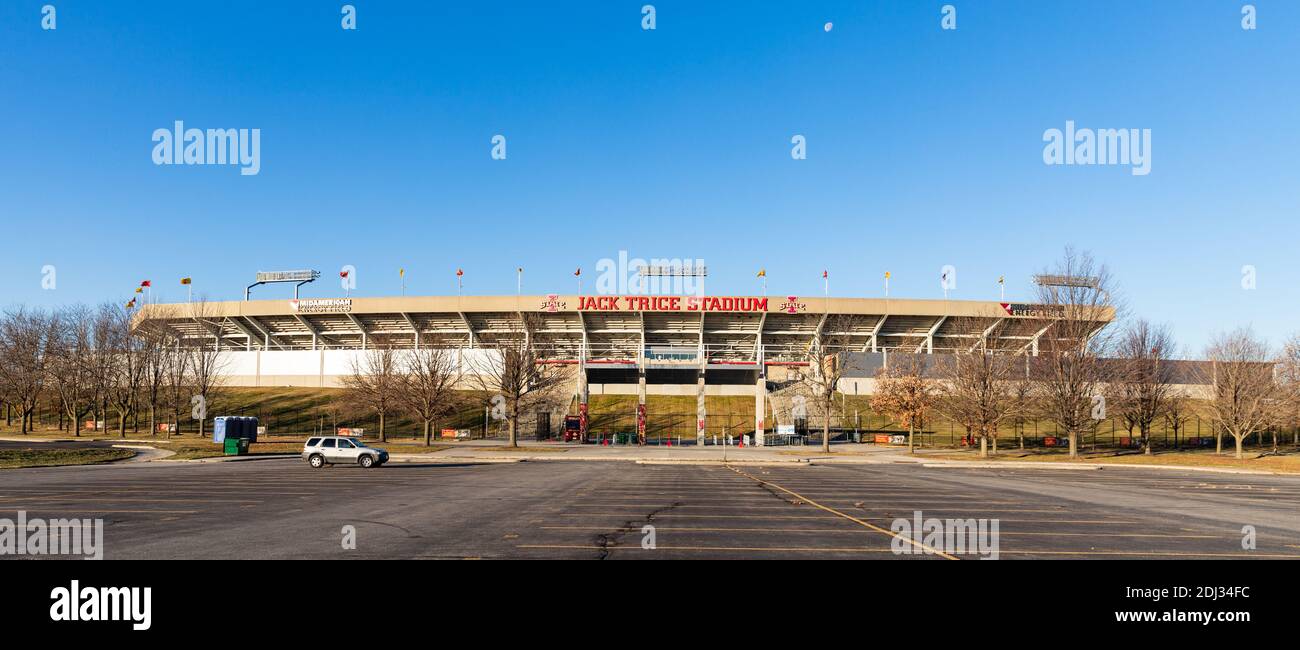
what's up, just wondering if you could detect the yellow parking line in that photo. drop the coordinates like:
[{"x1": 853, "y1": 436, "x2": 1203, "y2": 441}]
[
  {"x1": 725, "y1": 465, "x2": 959, "y2": 560},
  {"x1": 1001, "y1": 550, "x2": 1300, "y2": 558},
  {"x1": 517, "y1": 544, "x2": 910, "y2": 554},
  {"x1": 0, "y1": 508, "x2": 199, "y2": 514},
  {"x1": 537, "y1": 526, "x2": 1227, "y2": 539},
  {"x1": 0, "y1": 497, "x2": 261, "y2": 504},
  {"x1": 540, "y1": 526, "x2": 867, "y2": 533},
  {"x1": 555, "y1": 513, "x2": 838, "y2": 520},
  {"x1": 990, "y1": 532, "x2": 1227, "y2": 538}
]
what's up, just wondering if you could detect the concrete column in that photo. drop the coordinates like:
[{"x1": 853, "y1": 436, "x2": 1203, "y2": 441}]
[
  {"x1": 636, "y1": 369, "x2": 647, "y2": 445},
  {"x1": 578, "y1": 368, "x2": 590, "y2": 441},
  {"x1": 754, "y1": 371, "x2": 766, "y2": 447},
  {"x1": 696, "y1": 370, "x2": 706, "y2": 446}
]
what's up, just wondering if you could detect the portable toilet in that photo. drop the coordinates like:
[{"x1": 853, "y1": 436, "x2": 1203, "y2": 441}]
[
  {"x1": 245, "y1": 417, "x2": 259, "y2": 443},
  {"x1": 212, "y1": 416, "x2": 228, "y2": 443}
]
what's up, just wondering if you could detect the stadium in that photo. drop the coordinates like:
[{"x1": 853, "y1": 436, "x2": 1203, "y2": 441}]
[{"x1": 132, "y1": 290, "x2": 1135, "y2": 445}]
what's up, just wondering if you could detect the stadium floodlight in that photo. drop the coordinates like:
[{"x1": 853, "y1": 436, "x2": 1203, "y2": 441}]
[
  {"x1": 246, "y1": 269, "x2": 321, "y2": 300},
  {"x1": 1033, "y1": 274, "x2": 1099, "y2": 289}
]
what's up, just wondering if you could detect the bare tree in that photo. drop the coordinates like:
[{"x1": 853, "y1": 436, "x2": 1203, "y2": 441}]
[
  {"x1": 0, "y1": 307, "x2": 58, "y2": 434},
  {"x1": 162, "y1": 322, "x2": 191, "y2": 438},
  {"x1": 1031, "y1": 248, "x2": 1119, "y2": 458},
  {"x1": 1010, "y1": 373, "x2": 1033, "y2": 450},
  {"x1": 138, "y1": 315, "x2": 178, "y2": 438},
  {"x1": 340, "y1": 342, "x2": 400, "y2": 442},
  {"x1": 794, "y1": 315, "x2": 858, "y2": 453},
  {"x1": 186, "y1": 299, "x2": 227, "y2": 439},
  {"x1": 871, "y1": 352, "x2": 934, "y2": 453},
  {"x1": 1110, "y1": 320, "x2": 1177, "y2": 455},
  {"x1": 105, "y1": 306, "x2": 148, "y2": 438},
  {"x1": 470, "y1": 314, "x2": 569, "y2": 448},
  {"x1": 1203, "y1": 327, "x2": 1277, "y2": 460},
  {"x1": 48, "y1": 305, "x2": 94, "y2": 437},
  {"x1": 934, "y1": 321, "x2": 1023, "y2": 458},
  {"x1": 87, "y1": 305, "x2": 119, "y2": 433},
  {"x1": 397, "y1": 347, "x2": 462, "y2": 446},
  {"x1": 1276, "y1": 334, "x2": 1300, "y2": 449},
  {"x1": 1163, "y1": 392, "x2": 1194, "y2": 451}
]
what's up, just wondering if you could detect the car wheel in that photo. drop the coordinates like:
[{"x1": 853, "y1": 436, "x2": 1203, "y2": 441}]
[
  {"x1": 359, "y1": 455, "x2": 374, "y2": 468},
  {"x1": 308, "y1": 454, "x2": 325, "y2": 468}
]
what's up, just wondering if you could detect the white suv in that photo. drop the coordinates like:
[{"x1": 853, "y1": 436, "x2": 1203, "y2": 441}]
[{"x1": 303, "y1": 436, "x2": 389, "y2": 468}]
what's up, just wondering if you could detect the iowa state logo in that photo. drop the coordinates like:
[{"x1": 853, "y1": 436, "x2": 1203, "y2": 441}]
[
  {"x1": 779, "y1": 296, "x2": 806, "y2": 314},
  {"x1": 539, "y1": 295, "x2": 566, "y2": 312}
]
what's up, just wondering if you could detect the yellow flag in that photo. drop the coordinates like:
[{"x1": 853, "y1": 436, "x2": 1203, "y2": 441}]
[
  {"x1": 135, "y1": 287, "x2": 143, "y2": 293},
  {"x1": 180, "y1": 277, "x2": 192, "y2": 285},
  {"x1": 884, "y1": 271, "x2": 891, "y2": 279},
  {"x1": 399, "y1": 268, "x2": 405, "y2": 278},
  {"x1": 757, "y1": 269, "x2": 766, "y2": 278}
]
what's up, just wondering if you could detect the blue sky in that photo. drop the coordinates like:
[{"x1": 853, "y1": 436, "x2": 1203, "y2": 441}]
[{"x1": 1, "y1": 1, "x2": 1297, "y2": 353}]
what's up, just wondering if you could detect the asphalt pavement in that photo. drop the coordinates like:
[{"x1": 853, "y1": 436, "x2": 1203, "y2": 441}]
[{"x1": 2, "y1": 457, "x2": 1299, "y2": 559}]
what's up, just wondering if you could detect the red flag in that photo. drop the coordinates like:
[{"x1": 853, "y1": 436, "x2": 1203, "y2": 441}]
[
  {"x1": 456, "y1": 269, "x2": 464, "y2": 277},
  {"x1": 574, "y1": 268, "x2": 581, "y2": 277},
  {"x1": 140, "y1": 280, "x2": 151, "y2": 287},
  {"x1": 822, "y1": 270, "x2": 828, "y2": 278},
  {"x1": 339, "y1": 270, "x2": 349, "y2": 278}
]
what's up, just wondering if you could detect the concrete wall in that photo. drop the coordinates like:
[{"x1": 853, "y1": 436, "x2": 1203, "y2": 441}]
[{"x1": 217, "y1": 349, "x2": 501, "y2": 388}]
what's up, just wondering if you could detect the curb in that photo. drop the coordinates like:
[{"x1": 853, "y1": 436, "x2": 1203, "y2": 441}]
[
  {"x1": 636, "y1": 459, "x2": 810, "y2": 466},
  {"x1": 387, "y1": 455, "x2": 524, "y2": 464},
  {"x1": 110, "y1": 444, "x2": 177, "y2": 463},
  {"x1": 918, "y1": 459, "x2": 1290, "y2": 476},
  {"x1": 182, "y1": 454, "x2": 298, "y2": 463}
]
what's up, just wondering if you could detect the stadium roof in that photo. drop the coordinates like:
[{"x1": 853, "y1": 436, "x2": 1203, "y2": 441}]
[{"x1": 134, "y1": 294, "x2": 1114, "y2": 363}]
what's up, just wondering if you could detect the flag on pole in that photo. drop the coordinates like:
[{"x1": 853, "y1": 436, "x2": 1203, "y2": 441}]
[
  {"x1": 822, "y1": 270, "x2": 828, "y2": 279},
  {"x1": 140, "y1": 280, "x2": 151, "y2": 287},
  {"x1": 125, "y1": 299, "x2": 136, "y2": 309},
  {"x1": 134, "y1": 287, "x2": 143, "y2": 294},
  {"x1": 340, "y1": 270, "x2": 349, "y2": 278},
  {"x1": 757, "y1": 269, "x2": 766, "y2": 278},
  {"x1": 399, "y1": 268, "x2": 405, "y2": 278},
  {"x1": 574, "y1": 268, "x2": 581, "y2": 276},
  {"x1": 998, "y1": 276, "x2": 1004, "y2": 284},
  {"x1": 180, "y1": 277, "x2": 192, "y2": 285},
  {"x1": 885, "y1": 271, "x2": 890, "y2": 279}
]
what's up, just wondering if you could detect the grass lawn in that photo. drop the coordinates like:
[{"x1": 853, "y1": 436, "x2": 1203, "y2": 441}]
[
  {"x1": 0, "y1": 447, "x2": 136, "y2": 469},
  {"x1": 927, "y1": 447, "x2": 1300, "y2": 473}
]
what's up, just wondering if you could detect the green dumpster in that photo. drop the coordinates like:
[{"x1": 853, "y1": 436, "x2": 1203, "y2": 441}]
[{"x1": 223, "y1": 437, "x2": 249, "y2": 456}]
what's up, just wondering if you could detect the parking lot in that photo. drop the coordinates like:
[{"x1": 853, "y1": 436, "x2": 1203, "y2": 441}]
[{"x1": 1, "y1": 458, "x2": 1299, "y2": 559}]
